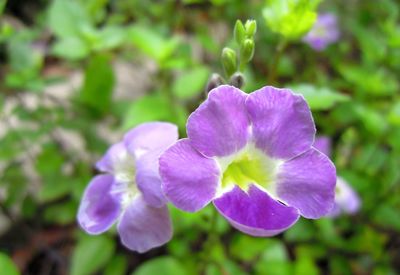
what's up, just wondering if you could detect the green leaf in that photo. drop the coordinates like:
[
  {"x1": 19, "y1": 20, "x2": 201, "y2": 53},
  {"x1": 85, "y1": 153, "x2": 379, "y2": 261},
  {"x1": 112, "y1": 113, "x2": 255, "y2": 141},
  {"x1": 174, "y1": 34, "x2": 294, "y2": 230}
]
[
  {"x1": 80, "y1": 54, "x2": 115, "y2": 113},
  {"x1": 44, "y1": 200, "x2": 77, "y2": 224},
  {"x1": 0, "y1": 253, "x2": 20, "y2": 275},
  {"x1": 122, "y1": 94, "x2": 175, "y2": 130},
  {"x1": 122, "y1": 94, "x2": 171, "y2": 129},
  {"x1": 230, "y1": 235, "x2": 270, "y2": 261},
  {"x1": 293, "y1": 255, "x2": 319, "y2": 275},
  {"x1": 388, "y1": 101, "x2": 400, "y2": 126},
  {"x1": 52, "y1": 37, "x2": 90, "y2": 60},
  {"x1": 353, "y1": 25, "x2": 387, "y2": 64},
  {"x1": 71, "y1": 235, "x2": 115, "y2": 275},
  {"x1": 38, "y1": 179, "x2": 71, "y2": 202},
  {"x1": 1, "y1": 165, "x2": 27, "y2": 208},
  {"x1": 173, "y1": 67, "x2": 210, "y2": 99},
  {"x1": 133, "y1": 257, "x2": 186, "y2": 275},
  {"x1": 353, "y1": 104, "x2": 387, "y2": 135},
  {"x1": 284, "y1": 218, "x2": 315, "y2": 242},
  {"x1": 372, "y1": 205, "x2": 400, "y2": 231},
  {"x1": 263, "y1": 0, "x2": 321, "y2": 39},
  {"x1": 92, "y1": 26, "x2": 126, "y2": 51},
  {"x1": 35, "y1": 143, "x2": 64, "y2": 176},
  {"x1": 47, "y1": 0, "x2": 91, "y2": 38},
  {"x1": 7, "y1": 34, "x2": 43, "y2": 73},
  {"x1": 82, "y1": 0, "x2": 108, "y2": 22},
  {"x1": 104, "y1": 254, "x2": 128, "y2": 275},
  {"x1": 127, "y1": 25, "x2": 179, "y2": 64},
  {"x1": 289, "y1": 83, "x2": 349, "y2": 110},
  {"x1": 35, "y1": 143, "x2": 73, "y2": 202},
  {"x1": 255, "y1": 240, "x2": 292, "y2": 275},
  {"x1": 339, "y1": 65, "x2": 398, "y2": 96}
]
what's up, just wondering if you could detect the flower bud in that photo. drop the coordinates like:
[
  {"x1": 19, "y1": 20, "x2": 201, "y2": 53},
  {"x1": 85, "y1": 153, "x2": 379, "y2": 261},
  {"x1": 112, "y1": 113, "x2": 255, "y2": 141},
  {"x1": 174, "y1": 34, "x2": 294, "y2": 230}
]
[
  {"x1": 205, "y1": 73, "x2": 224, "y2": 93},
  {"x1": 229, "y1": 72, "x2": 245, "y2": 89},
  {"x1": 240, "y1": 39, "x2": 255, "y2": 63},
  {"x1": 234, "y1": 20, "x2": 246, "y2": 45},
  {"x1": 245, "y1": 20, "x2": 257, "y2": 37},
  {"x1": 221, "y1": 47, "x2": 237, "y2": 78}
]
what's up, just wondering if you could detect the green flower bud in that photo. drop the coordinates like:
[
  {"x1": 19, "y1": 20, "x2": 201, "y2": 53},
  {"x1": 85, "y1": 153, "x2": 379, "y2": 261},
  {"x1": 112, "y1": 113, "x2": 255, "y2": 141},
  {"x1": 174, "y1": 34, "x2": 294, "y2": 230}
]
[
  {"x1": 245, "y1": 20, "x2": 257, "y2": 37},
  {"x1": 221, "y1": 47, "x2": 237, "y2": 77},
  {"x1": 240, "y1": 39, "x2": 255, "y2": 63},
  {"x1": 234, "y1": 20, "x2": 246, "y2": 45}
]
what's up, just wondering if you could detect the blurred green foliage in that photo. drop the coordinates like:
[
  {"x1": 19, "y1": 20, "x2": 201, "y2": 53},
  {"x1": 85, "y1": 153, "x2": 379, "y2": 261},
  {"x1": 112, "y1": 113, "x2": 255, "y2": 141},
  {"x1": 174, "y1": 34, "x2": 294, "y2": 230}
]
[
  {"x1": 263, "y1": 0, "x2": 320, "y2": 39},
  {"x1": 0, "y1": 252, "x2": 19, "y2": 275},
  {"x1": 0, "y1": 0, "x2": 400, "y2": 274}
]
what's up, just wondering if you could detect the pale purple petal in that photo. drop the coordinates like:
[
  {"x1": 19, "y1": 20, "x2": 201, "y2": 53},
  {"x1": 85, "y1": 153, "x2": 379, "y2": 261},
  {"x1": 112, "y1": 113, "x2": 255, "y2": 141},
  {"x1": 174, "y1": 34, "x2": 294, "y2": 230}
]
[
  {"x1": 117, "y1": 196, "x2": 172, "y2": 253},
  {"x1": 159, "y1": 139, "x2": 220, "y2": 212},
  {"x1": 77, "y1": 175, "x2": 121, "y2": 234},
  {"x1": 328, "y1": 177, "x2": 360, "y2": 217},
  {"x1": 214, "y1": 185, "x2": 300, "y2": 237},
  {"x1": 303, "y1": 13, "x2": 340, "y2": 51},
  {"x1": 246, "y1": 86, "x2": 316, "y2": 159},
  {"x1": 96, "y1": 142, "x2": 128, "y2": 173},
  {"x1": 313, "y1": 136, "x2": 331, "y2": 156},
  {"x1": 187, "y1": 85, "x2": 250, "y2": 157},
  {"x1": 135, "y1": 148, "x2": 167, "y2": 208},
  {"x1": 124, "y1": 122, "x2": 178, "y2": 159},
  {"x1": 276, "y1": 148, "x2": 336, "y2": 219}
]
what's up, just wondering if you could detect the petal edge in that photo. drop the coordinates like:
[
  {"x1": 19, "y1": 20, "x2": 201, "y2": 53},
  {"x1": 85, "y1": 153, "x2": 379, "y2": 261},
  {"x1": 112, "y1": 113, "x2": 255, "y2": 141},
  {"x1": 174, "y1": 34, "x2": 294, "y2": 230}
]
[{"x1": 276, "y1": 148, "x2": 336, "y2": 219}]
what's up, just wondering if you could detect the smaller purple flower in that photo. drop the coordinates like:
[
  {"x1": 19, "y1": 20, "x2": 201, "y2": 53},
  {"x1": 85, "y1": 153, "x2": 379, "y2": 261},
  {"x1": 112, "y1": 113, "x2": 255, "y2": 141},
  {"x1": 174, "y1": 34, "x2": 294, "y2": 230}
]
[
  {"x1": 303, "y1": 13, "x2": 340, "y2": 51},
  {"x1": 77, "y1": 122, "x2": 178, "y2": 253},
  {"x1": 159, "y1": 85, "x2": 336, "y2": 237},
  {"x1": 314, "y1": 137, "x2": 361, "y2": 217}
]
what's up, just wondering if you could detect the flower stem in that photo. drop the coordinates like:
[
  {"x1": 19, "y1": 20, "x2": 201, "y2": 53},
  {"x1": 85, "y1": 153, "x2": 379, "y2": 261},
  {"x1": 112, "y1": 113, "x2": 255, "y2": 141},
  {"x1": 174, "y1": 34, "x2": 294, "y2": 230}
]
[
  {"x1": 267, "y1": 39, "x2": 288, "y2": 85},
  {"x1": 199, "y1": 207, "x2": 220, "y2": 274}
]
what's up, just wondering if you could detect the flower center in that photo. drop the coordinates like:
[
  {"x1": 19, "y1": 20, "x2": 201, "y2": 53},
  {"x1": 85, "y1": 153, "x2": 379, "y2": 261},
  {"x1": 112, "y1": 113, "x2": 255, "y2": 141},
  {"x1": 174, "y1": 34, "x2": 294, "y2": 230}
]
[
  {"x1": 113, "y1": 150, "x2": 136, "y2": 183},
  {"x1": 315, "y1": 26, "x2": 327, "y2": 37},
  {"x1": 110, "y1": 181, "x2": 139, "y2": 209},
  {"x1": 218, "y1": 145, "x2": 282, "y2": 195},
  {"x1": 111, "y1": 148, "x2": 140, "y2": 208}
]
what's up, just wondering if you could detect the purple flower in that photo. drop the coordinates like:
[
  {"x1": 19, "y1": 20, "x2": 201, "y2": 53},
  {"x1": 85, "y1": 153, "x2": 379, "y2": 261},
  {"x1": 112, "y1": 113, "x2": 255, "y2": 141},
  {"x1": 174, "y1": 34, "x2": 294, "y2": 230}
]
[
  {"x1": 313, "y1": 137, "x2": 361, "y2": 217},
  {"x1": 77, "y1": 122, "x2": 178, "y2": 253},
  {"x1": 159, "y1": 85, "x2": 336, "y2": 237},
  {"x1": 303, "y1": 13, "x2": 340, "y2": 51}
]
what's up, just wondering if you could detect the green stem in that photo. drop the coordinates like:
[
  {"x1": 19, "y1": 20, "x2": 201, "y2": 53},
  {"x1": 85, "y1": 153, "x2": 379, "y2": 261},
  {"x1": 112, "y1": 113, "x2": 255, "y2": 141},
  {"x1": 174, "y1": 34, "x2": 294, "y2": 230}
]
[
  {"x1": 199, "y1": 207, "x2": 219, "y2": 274},
  {"x1": 267, "y1": 39, "x2": 288, "y2": 85},
  {"x1": 239, "y1": 60, "x2": 246, "y2": 73}
]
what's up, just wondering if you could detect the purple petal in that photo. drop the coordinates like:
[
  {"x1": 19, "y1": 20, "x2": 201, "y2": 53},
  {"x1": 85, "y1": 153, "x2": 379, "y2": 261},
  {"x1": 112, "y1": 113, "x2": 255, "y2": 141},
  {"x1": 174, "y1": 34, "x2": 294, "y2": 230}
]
[
  {"x1": 77, "y1": 175, "x2": 121, "y2": 234},
  {"x1": 159, "y1": 139, "x2": 220, "y2": 212},
  {"x1": 329, "y1": 176, "x2": 360, "y2": 217},
  {"x1": 135, "y1": 148, "x2": 167, "y2": 208},
  {"x1": 214, "y1": 185, "x2": 300, "y2": 237},
  {"x1": 276, "y1": 148, "x2": 336, "y2": 219},
  {"x1": 117, "y1": 196, "x2": 172, "y2": 253},
  {"x1": 313, "y1": 136, "x2": 332, "y2": 157},
  {"x1": 124, "y1": 122, "x2": 178, "y2": 159},
  {"x1": 96, "y1": 142, "x2": 130, "y2": 174},
  {"x1": 187, "y1": 85, "x2": 250, "y2": 157},
  {"x1": 246, "y1": 86, "x2": 316, "y2": 159},
  {"x1": 328, "y1": 204, "x2": 341, "y2": 217},
  {"x1": 319, "y1": 13, "x2": 337, "y2": 26},
  {"x1": 303, "y1": 13, "x2": 340, "y2": 51}
]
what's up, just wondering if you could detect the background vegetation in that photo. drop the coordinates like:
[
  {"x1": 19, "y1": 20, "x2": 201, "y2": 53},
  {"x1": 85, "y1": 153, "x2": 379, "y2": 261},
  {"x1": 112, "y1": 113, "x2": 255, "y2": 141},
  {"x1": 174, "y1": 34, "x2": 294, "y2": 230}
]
[{"x1": 0, "y1": 0, "x2": 399, "y2": 274}]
